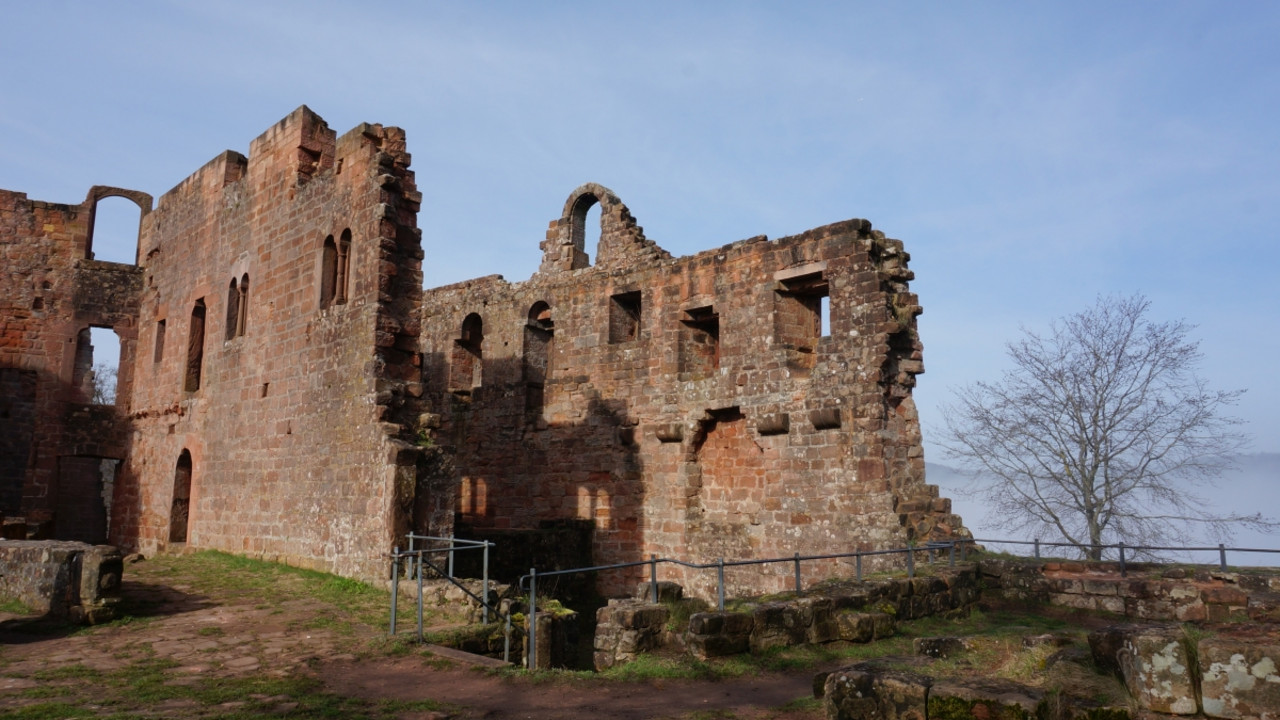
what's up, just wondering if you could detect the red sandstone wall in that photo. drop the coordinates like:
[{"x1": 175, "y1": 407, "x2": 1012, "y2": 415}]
[
  {"x1": 0, "y1": 188, "x2": 144, "y2": 538},
  {"x1": 421, "y1": 184, "x2": 966, "y2": 597},
  {"x1": 116, "y1": 107, "x2": 425, "y2": 580}
]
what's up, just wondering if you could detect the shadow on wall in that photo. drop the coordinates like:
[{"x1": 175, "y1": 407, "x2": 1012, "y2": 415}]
[
  {"x1": 419, "y1": 351, "x2": 647, "y2": 597},
  {"x1": 0, "y1": 365, "x2": 128, "y2": 544}
]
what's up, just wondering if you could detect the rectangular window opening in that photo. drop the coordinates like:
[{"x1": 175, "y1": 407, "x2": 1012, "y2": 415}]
[
  {"x1": 774, "y1": 273, "x2": 829, "y2": 369},
  {"x1": 679, "y1": 305, "x2": 720, "y2": 377},
  {"x1": 154, "y1": 319, "x2": 166, "y2": 363},
  {"x1": 609, "y1": 291, "x2": 642, "y2": 344}
]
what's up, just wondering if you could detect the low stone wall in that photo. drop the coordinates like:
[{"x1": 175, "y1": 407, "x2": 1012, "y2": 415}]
[
  {"x1": 591, "y1": 566, "x2": 979, "y2": 669},
  {"x1": 0, "y1": 540, "x2": 123, "y2": 623},
  {"x1": 979, "y1": 556, "x2": 1280, "y2": 623}
]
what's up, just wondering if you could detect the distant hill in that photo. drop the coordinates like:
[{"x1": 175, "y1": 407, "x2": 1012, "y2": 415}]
[{"x1": 926, "y1": 453, "x2": 1280, "y2": 564}]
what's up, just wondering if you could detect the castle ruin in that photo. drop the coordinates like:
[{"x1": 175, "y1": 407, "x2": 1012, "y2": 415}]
[{"x1": 0, "y1": 107, "x2": 965, "y2": 596}]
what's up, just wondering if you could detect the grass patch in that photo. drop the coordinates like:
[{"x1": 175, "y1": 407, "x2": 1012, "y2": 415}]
[
  {"x1": 1, "y1": 702, "x2": 96, "y2": 720},
  {"x1": 196, "y1": 625, "x2": 225, "y2": 637},
  {"x1": 0, "y1": 596, "x2": 33, "y2": 615}
]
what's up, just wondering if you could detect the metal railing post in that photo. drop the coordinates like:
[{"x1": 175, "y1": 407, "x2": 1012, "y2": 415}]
[
  {"x1": 416, "y1": 551, "x2": 424, "y2": 641},
  {"x1": 794, "y1": 552, "x2": 802, "y2": 594},
  {"x1": 447, "y1": 535, "x2": 455, "y2": 579},
  {"x1": 949, "y1": 541, "x2": 956, "y2": 567},
  {"x1": 907, "y1": 547, "x2": 915, "y2": 578},
  {"x1": 389, "y1": 546, "x2": 399, "y2": 636},
  {"x1": 503, "y1": 605, "x2": 512, "y2": 663},
  {"x1": 528, "y1": 568, "x2": 537, "y2": 671},
  {"x1": 649, "y1": 554, "x2": 659, "y2": 603},
  {"x1": 717, "y1": 558, "x2": 725, "y2": 611},
  {"x1": 1219, "y1": 543, "x2": 1228, "y2": 571},
  {"x1": 482, "y1": 541, "x2": 490, "y2": 624},
  {"x1": 856, "y1": 552, "x2": 862, "y2": 582},
  {"x1": 1034, "y1": 538, "x2": 1040, "y2": 559},
  {"x1": 960, "y1": 540, "x2": 967, "y2": 562},
  {"x1": 1118, "y1": 542, "x2": 1127, "y2": 577}
]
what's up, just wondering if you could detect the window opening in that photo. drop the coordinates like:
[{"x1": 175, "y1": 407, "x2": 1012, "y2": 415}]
[
  {"x1": 86, "y1": 196, "x2": 142, "y2": 265},
  {"x1": 820, "y1": 295, "x2": 831, "y2": 337},
  {"x1": 336, "y1": 229, "x2": 351, "y2": 304},
  {"x1": 169, "y1": 450, "x2": 193, "y2": 543},
  {"x1": 609, "y1": 291, "x2": 642, "y2": 344},
  {"x1": 238, "y1": 274, "x2": 249, "y2": 336},
  {"x1": 154, "y1": 319, "x2": 166, "y2": 363},
  {"x1": 225, "y1": 278, "x2": 240, "y2": 341},
  {"x1": 524, "y1": 302, "x2": 554, "y2": 420},
  {"x1": 774, "y1": 272, "x2": 829, "y2": 371},
  {"x1": 679, "y1": 306, "x2": 720, "y2": 378},
  {"x1": 567, "y1": 194, "x2": 601, "y2": 269},
  {"x1": 185, "y1": 299, "x2": 206, "y2": 392},
  {"x1": 450, "y1": 313, "x2": 484, "y2": 392},
  {"x1": 73, "y1": 327, "x2": 120, "y2": 404},
  {"x1": 320, "y1": 235, "x2": 337, "y2": 308}
]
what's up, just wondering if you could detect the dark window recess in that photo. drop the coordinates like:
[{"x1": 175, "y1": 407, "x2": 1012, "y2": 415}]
[
  {"x1": 225, "y1": 278, "x2": 240, "y2": 341},
  {"x1": 523, "y1": 302, "x2": 554, "y2": 421},
  {"x1": 679, "y1": 306, "x2": 720, "y2": 378},
  {"x1": 169, "y1": 450, "x2": 192, "y2": 543},
  {"x1": 774, "y1": 273, "x2": 829, "y2": 370},
  {"x1": 185, "y1": 299, "x2": 206, "y2": 392},
  {"x1": 609, "y1": 291, "x2": 642, "y2": 344},
  {"x1": 154, "y1": 319, "x2": 166, "y2": 363},
  {"x1": 450, "y1": 313, "x2": 484, "y2": 392}
]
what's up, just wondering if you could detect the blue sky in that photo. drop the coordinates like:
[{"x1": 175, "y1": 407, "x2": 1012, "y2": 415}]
[{"x1": 3, "y1": 1, "x2": 1278, "y2": 467}]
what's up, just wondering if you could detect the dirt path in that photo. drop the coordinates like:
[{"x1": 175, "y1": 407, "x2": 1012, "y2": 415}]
[{"x1": 0, "y1": 553, "x2": 825, "y2": 719}]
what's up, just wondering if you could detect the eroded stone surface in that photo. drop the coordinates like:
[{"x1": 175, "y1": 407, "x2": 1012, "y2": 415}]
[{"x1": 1199, "y1": 634, "x2": 1280, "y2": 719}]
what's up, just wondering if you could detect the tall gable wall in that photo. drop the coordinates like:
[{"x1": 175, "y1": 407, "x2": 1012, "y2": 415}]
[{"x1": 117, "y1": 107, "x2": 426, "y2": 579}]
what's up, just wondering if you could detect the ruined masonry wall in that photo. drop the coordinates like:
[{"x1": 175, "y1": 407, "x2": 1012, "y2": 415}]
[
  {"x1": 421, "y1": 185, "x2": 966, "y2": 597},
  {"x1": 118, "y1": 107, "x2": 426, "y2": 580},
  {"x1": 0, "y1": 187, "x2": 143, "y2": 539}
]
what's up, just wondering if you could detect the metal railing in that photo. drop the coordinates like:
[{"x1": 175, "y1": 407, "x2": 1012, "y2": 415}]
[
  {"x1": 387, "y1": 535, "x2": 516, "y2": 663},
  {"x1": 964, "y1": 537, "x2": 1280, "y2": 576},
  {"x1": 520, "y1": 541, "x2": 957, "y2": 670}
]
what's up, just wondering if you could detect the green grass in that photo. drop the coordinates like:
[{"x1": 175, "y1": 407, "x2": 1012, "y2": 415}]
[{"x1": 0, "y1": 597, "x2": 34, "y2": 615}]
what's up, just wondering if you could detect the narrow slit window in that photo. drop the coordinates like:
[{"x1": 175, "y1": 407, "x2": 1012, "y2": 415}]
[
  {"x1": 225, "y1": 278, "x2": 240, "y2": 341},
  {"x1": 154, "y1": 319, "x2": 166, "y2": 363},
  {"x1": 320, "y1": 235, "x2": 337, "y2": 309}
]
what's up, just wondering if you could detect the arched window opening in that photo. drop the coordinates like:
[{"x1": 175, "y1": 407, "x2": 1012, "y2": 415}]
[
  {"x1": 238, "y1": 274, "x2": 249, "y2": 336},
  {"x1": 567, "y1": 194, "x2": 602, "y2": 269},
  {"x1": 337, "y1": 229, "x2": 351, "y2": 305},
  {"x1": 72, "y1": 327, "x2": 121, "y2": 404},
  {"x1": 86, "y1": 196, "x2": 143, "y2": 265},
  {"x1": 153, "y1": 319, "x2": 166, "y2": 364},
  {"x1": 320, "y1": 231, "x2": 351, "y2": 310},
  {"x1": 225, "y1": 278, "x2": 240, "y2": 341},
  {"x1": 169, "y1": 450, "x2": 193, "y2": 543},
  {"x1": 225, "y1": 274, "x2": 249, "y2": 340},
  {"x1": 185, "y1": 299, "x2": 206, "y2": 392},
  {"x1": 450, "y1": 313, "x2": 484, "y2": 392},
  {"x1": 320, "y1": 235, "x2": 337, "y2": 308},
  {"x1": 524, "y1": 302, "x2": 554, "y2": 420}
]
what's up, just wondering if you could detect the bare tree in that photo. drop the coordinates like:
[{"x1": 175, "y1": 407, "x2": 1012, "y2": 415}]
[
  {"x1": 942, "y1": 294, "x2": 1273, "y2": 559},
  {"x1": 90, "y1": 362, "x2": 117, "y2": 405}
]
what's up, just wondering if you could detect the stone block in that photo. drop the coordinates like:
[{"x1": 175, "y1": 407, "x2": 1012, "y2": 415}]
[
  {"x1": 927, "y1": 678, "x2": 1044, "y2": 720},
  {"x1": 1199, "y1": 635, "x2": 1280, "y2": 719},
  {"x1": 913, "y1": 636, "x2": 972, "y2": 659},
  {"x1": 1092, "y1": 623, "x2": 1197, "y2": 715},
  {"x1": 823, "y1": 665, "x2": 931, "y2": 720}
]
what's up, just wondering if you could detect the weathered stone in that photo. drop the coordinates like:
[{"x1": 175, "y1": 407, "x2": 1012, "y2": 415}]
[
  {"x1": 913, "y1": 636, "x2": 972, "y2": 658},
  {"x1": 822, "y1": 665, "x2": 931, "y2": 720},
  {"x1": 1199, "y1": 634, "x2": 1280, "y2": 719},
  {"x1": 1092, "y1": 623, "x2": 1197, "y2": 715},
  {"x1": 928, "y1": 678, "x2": 1044, "y2": 720},
  {"x1": 0, "y1": 540, "x2": 122, "y2": 623}
]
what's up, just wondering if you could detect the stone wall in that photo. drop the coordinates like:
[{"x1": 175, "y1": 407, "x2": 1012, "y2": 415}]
[
  {"x1": 0, "y1": 184, "x2": 146, "y2": 541},
  {"x1": 3, "y1": 108, "x2": 965, "y2": 594},
  {"x1": 980, "y1": 557, "x2": 1280, "y2": 623},
  {"x1": 421, "y1": 183, "x2": 966, "y2": 597},
  {"x1": 0, "y1": 539, "x2": 123, "y2": 623},
  {"x1": 116, "y1": 107, "x2": 428, "y2": 580}
]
